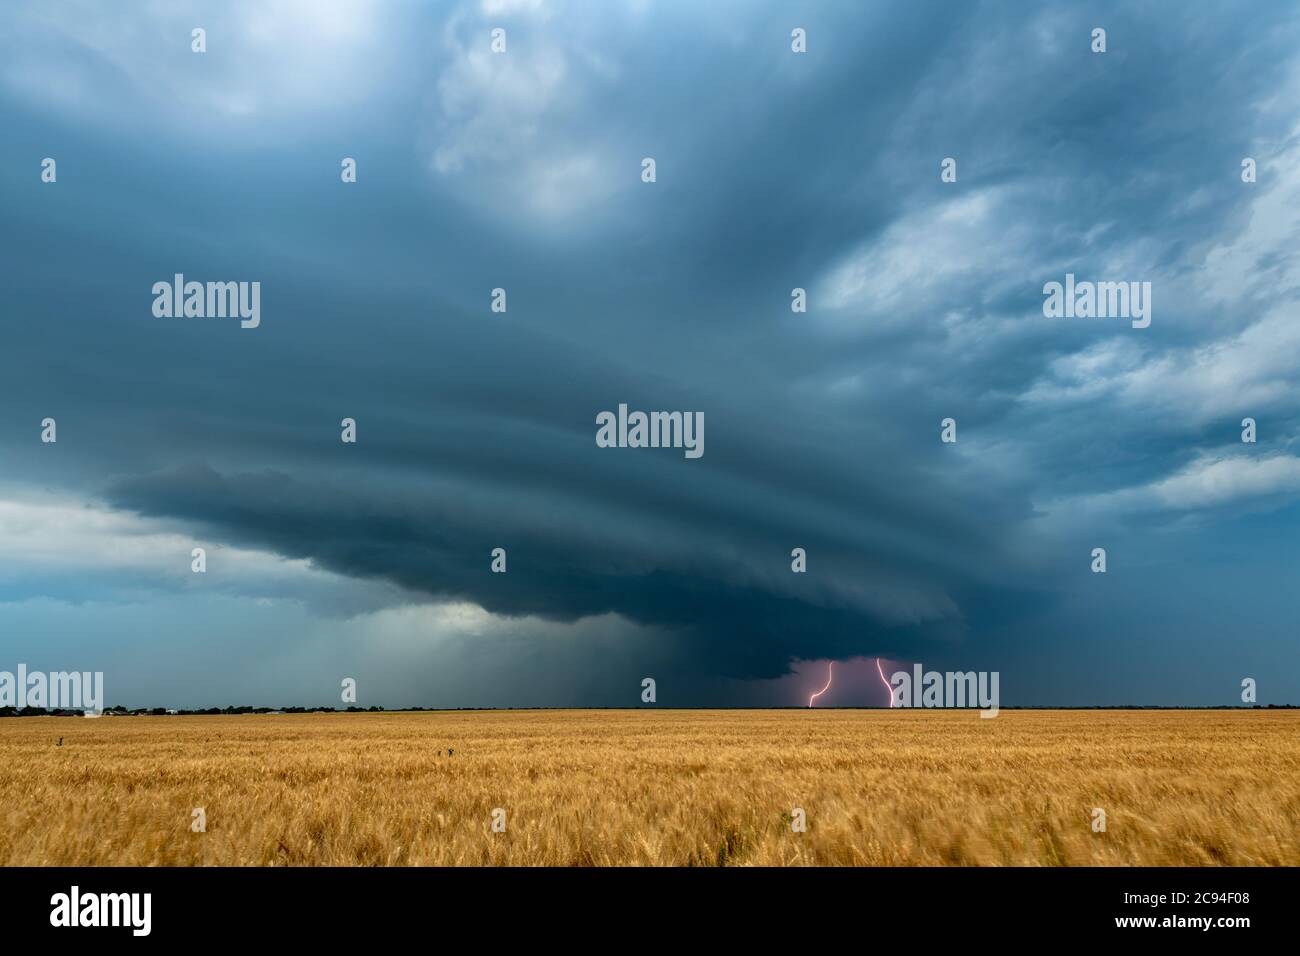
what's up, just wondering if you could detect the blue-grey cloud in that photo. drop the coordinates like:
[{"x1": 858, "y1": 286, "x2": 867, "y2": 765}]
[{"x1": 1, "y1": 0, "x2": 1298, "y2": 706}]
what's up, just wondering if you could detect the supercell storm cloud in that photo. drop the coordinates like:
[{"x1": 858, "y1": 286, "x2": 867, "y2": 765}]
[{"x1": 1, "y1": 1, "x2": 1299, "y2": 708}]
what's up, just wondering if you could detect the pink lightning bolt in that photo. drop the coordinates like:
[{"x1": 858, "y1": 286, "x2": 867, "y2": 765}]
[
  {"x1": 875, "y1": 657, "x2": 895, "y2": 708},
  {"x1": 808, "y1": 661, "x2": 834, "y2": 708}
]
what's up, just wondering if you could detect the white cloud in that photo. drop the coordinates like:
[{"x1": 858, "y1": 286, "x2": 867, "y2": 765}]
[
  {"x1": 818, "y1": 190, "x2": 1014, "y2": 321},
  {"x1": 423, "y1": 1, "x2": 630, "y2": 224},
  {"x1": 1149, "y1": 454, "x2": 1300, "y2": 509},
  {"x1": 0, "y1": 0, "x2": 387, "y2": 129},
  {"x1": 1018, "y1": 113, "x2": 1300, "y2": 431},
  {"x1": 0, "y1": 492, "x2": 284, "y2": 576},
  {"x1": 480, "y1": 0, "x2": 550, "y2": 16},
  {"x1": 1040, "y1": 453, "x2": 1300, "y2": 523},
  {"x1": 0, "y1": 489, "x2": 402, "y2": 614}
]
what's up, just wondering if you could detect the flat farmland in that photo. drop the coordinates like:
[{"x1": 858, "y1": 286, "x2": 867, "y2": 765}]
[{"x1": 1, "y1": 709, "x2": 1296, "y2": 866}]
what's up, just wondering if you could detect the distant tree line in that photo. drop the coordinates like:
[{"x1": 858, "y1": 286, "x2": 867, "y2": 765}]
[
  {"x1": 0, "y1": 703, "x2": 1295, "y2": 717},
  {"x1": 0, "y1": 705, "x2": 397, "y2": 717}
]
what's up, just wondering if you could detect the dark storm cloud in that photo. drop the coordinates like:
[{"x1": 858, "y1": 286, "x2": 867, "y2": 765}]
[{"x1": 2, "y1": 1, "x2": 1300, "y2": 703}]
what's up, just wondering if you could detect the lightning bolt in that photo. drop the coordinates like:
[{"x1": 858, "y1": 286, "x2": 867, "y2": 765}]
[
  {"x1": 808, "y1": 661, "x2": 834, "y2": 708},
  {"x1": 875, "y1": 657, "x2": 895, "y2": 708}
]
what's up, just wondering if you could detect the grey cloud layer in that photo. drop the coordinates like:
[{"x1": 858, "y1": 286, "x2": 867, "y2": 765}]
[{"x1": 2, "y1": 1, "x2": 1299, "y2": 702}]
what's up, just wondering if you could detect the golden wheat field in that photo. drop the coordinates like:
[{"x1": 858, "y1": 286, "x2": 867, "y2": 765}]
[{"x1": 1, "y1": 709, "x2": 1297, "y2": 866}]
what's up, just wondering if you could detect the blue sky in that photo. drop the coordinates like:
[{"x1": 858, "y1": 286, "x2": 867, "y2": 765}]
[{"x1": 1, "y1": 0, "x2": 1298, "y2": 708}]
